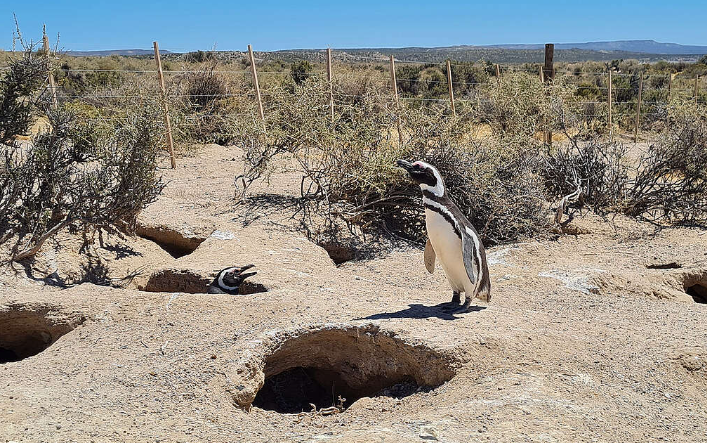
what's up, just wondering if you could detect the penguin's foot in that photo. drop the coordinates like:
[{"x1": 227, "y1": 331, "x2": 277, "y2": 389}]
[
  {"x1": 451, "y1": 291, "x2": 461, "y2": 304},
  {"x1": 454, "y1": 297, "x2": 473, "y2": 313}
]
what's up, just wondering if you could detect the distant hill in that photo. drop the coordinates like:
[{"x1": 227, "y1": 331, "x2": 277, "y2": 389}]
[
  {"x1": 67, "y1": 49, "x2": 171, "y2": 57},
  {"x1": 256, "y1": 46, "x2": 702, "y2": 64},
  {"x1": 486, "y1": 40, "x2": 707, "y2": 55},
  {"x1": 63, "y1": 40, "x2": 706, "y2": 64}
]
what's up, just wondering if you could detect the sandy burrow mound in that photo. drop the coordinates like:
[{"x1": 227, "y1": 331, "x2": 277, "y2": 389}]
[
  {"x1": 134, "y1": 221, "x2": 212, "y2": 258},
  {"x1": 137, "y1": 266, "x2": 268, "y2": 295},
  {"x1": 0, "y1": 301, "x2": 86, "y2": 361},
  {"x1": 590, "y1": 265, "x2": 707, "y2": 302},
  {"x1": 139, "y1": 268, "x2": 211, "y2": 293},
  {"x1": 132, "y1": 233, "x2": 273, "y2": 294},
  {"x1": 224, "y1": 323, "x2": 462, "y2": 409},
  {"x1": 129, "y1": 226, "x2": 331, "y2": 294}
]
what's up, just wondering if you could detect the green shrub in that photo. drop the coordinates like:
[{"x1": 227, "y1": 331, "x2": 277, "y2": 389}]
[
  {"x1": 474, "y1": 72, "x2": 554, "y2": 137},
  {"x1": 184, "y1": 50, "x2": 216, "y2": 64},
  {"x1": 290, "y1": 60, "x2": 313, "y2": 85},
  {"x1": 575, "y1": 82, "x2": 601, "y2": 99},
  {"x1": 446, "y1": 61, "x2": 489, "y2": 96},
  {"x1": 84, "y1": 58, "x2": 124, "y2": 89}
]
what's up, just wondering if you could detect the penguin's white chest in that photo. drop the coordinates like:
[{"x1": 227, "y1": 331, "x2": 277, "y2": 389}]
[{"x1": 425, "y1": 208, "x2": 470, "y2": 292}]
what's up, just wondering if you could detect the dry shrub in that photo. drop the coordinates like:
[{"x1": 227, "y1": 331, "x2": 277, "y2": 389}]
[
  {"x1": 543, "y1": 100, "x2": 707, "y2": 225},
  {"x1": 237, "y1": 77, "x2": 549, "y2": 245},
  {"x1": 542, "y1": 139, "x2": 629, "y2": 213},
  {"x1": 403, "y1": 135, "x2": 548, "y2": 244},
  {"x1": 0, "y1": 49, "x2": 164, "y2": 261},
  {"x1": 0, "y1": 47, "x2": 47, "y2": 143},
  {"x1": 474, "y1": 72, "x2": 552, "y2": 137},
  {"x1": 186, "y1": 65, "x2": 227, "y2": 112},
  {"x1": 1, "y1": 105, "x2": 164, "y2": 261},
  {"x1": 626, "y1": 101, "x2": 707, "y2": 223}
]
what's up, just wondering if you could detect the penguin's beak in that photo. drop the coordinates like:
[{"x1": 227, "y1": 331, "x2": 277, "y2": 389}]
[
  {"x1": 234, "y1": 264, "x2": 256, "y2": 282},
  {"x1": 395, "y1": 159, "x2": 414, "y2": 171},
  {"x1": 237, "y1": 264, "x2": 255, "y2": 273},
  {"x1": 238, "y1": 271, "x2": 257, "y2": 281}
]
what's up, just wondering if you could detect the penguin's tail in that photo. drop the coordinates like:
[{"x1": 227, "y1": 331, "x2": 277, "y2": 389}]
[{"x1": 477, "y1": 279, "x2": 491, "y2": 302}]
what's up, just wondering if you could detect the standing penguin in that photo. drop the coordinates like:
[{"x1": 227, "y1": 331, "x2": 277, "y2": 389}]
[
  {"x1": 208, "y1": 265, "x2": 257, "y2": 294},
  {"x1": 396, "y1": 160, "x2": 490, "y2": 311}
]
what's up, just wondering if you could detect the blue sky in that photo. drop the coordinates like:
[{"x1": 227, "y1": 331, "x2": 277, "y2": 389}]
[{"x1": 2, "y1": 0, "x2": 705, "y2": 52}]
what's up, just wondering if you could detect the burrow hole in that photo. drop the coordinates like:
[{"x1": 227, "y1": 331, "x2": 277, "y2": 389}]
[
  {"x1": 141, "y1": 268, "x2": 267, "y2": 295},
  {"x1": 317, "y1": 241, "x2": 356, "y2": 266},
  {"x1": 646, "y1": 262, "x2": 682, "y2": 270},
  {"x1": 136, "y1": 225, "x2": 206, "y2": 259},
  {"x1": 0, "y1": 304, "x2": 85, "y2": 364},
  {"x1": 686, "y1": 283, "x2": 707, "y2": 304},
  {"x1": 679, "y1": 272, "x2": 707, "y2": 304},
  {"x1": 250, "y1": 326, "x2": 456, "y2": 413}
]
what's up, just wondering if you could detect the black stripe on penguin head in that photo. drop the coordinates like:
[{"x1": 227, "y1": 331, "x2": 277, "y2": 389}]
[{"x1": 396, "y1": 160, "x2": 438, "y2": 188}]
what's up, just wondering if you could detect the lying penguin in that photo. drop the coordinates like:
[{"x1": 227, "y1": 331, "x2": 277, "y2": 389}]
[
  {"x1": 208, "y1": 265, "x2": 257, "y2": 294},
  {"x1": 396, "y1": 160, "x2": 491, "y2": 311}
]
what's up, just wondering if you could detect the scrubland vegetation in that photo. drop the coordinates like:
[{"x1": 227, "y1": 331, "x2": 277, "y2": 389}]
[
  {"x1": 1, "y1": 42, "x2": 707, "y2": 260},
  {"x1": 0, "y1": 45, "x2": 164, "y2": 261}
]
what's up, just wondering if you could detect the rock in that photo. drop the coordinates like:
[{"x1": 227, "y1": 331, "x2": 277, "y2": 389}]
[{"x1": 419, "y1": 425, "x2": 439, "y2": 441}]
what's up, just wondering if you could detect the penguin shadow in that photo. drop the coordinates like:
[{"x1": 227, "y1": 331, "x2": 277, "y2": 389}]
[{"x1": 357, "y1": 302, "x2": 486, "y2": 321}]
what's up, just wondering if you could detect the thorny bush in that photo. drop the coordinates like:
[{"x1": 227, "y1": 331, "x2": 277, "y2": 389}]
[
  {"x1": 626, "y1": 101, "x2": 707, "y2": 223},
  {"x1": 235, "y1": 70, "x2": 707, "y2": 246},
  {"x1": 235, "y1": 75, "x2": 549, "y2": 245},
  {"x1": 0, "y1": 48, "x2": 164, "y2": 261},
  {"x1": 542, "y1": 139, "x2": 629, "y2": 213},
  {"x1": 543, "y1": 101, "x2": 707, "y2": 225}
]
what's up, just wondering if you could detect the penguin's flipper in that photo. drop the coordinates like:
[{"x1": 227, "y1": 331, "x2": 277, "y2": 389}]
[
  {"x1": 461, "y1": 231, "x2": 479, "y2": 285},
  {"x1": 424, "y1": 238, "x2": 436, "y2": 274}
]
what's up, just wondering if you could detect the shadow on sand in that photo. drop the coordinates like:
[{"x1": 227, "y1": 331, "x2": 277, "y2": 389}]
[{"x1": 357, "y1": 302, "x2": 486, "y2": 321}]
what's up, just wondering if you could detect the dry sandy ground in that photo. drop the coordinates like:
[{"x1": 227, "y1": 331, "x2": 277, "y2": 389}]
[{"x1": 2, "y1": 145, "x2": 707, "y2": 443}]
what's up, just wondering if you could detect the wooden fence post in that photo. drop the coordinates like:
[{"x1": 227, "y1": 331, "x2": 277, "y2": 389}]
[
  {"x1": 446, "y1": 60, "x2": 456, "y2": 117},
  {"x1": 608, "y1": 68, "x2": 613, "y2": 141},
  {"x1": 668, "y1": 72, "x2": 673, "y2": 100},
  {"x1": 666, "y1": 72, "x2": 673, "y2": 123},
  {"x1": 153, "y1": 41, "x2": 176, "y2": 169},
  {"x1": 634, "y1": 71, "x2": 643, "y2": 143},
  {"x1": 539, "y1": 65, "x2": 544, "y2": 82},
  {"x1": 543, "y1": 44, "x2": 554, "y2": 144},
  {"x1": 248, "y1": 44, "x2": 266, "y2": 132},
  {"x1": 327, "y1": 47, "x2": 334, "y2": 123},
  {"x1": 495, "y1": 63, "x2": 501, "y2": 85},
  {"x1": 543, "y1": 44, "x2": 555, "y2": 82},
  {"x1": 695, "y1": 75, "x2": 700, "y2": 103},
  {"x1": 42, "y1": 26, "x2": 58, "y2": 109},
  {"x1": 390, "y1": 55, "x2": 403, "y2": 147}
]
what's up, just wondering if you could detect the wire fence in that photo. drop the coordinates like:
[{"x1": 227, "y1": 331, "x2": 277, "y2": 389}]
[{"x1": 28, "y1": 55, "x2": 707, "y2": 151}]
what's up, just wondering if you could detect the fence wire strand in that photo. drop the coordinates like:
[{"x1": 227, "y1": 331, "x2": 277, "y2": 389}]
[{"x1": 26, "y1": 58, "x2": 705, "y2": 139}]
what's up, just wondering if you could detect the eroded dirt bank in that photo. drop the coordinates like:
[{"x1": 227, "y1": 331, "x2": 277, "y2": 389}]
[{"x1": 1, "y1": 145, "x2": 706, "y2": 442}]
